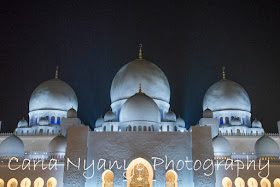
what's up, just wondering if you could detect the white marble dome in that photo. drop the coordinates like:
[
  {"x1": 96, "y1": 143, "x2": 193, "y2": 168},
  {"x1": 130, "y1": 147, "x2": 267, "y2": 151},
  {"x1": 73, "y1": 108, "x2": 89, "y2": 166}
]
[
  {"x1": 39, "y1": 117, "x2": 49, "y2": 126},
  {"x1": 203, "y1": 79, "x2": 251, "y2": 112},
  {"x1": 29, "y1": 78, "x2": 78, "y2": 112},
  {"x1": 110, "y1": 59, "x2": 170, "y2": 104},
  {"x1": 48, "y1": 135, "x2": 67, "y2": 156},
  {"x1": 231, "y1": 117, "x2": 242, "y2": 126},
  {"x1": 95, "y1": 116, "x2": 104, "y2": 127},
  {"x1": 17, "y1": 118, "x2": 28, "y2": 128},
  {"x1": 165, "y1": 110, "x2": 176, "y2": 122},
  {"x1": 0, "y1": 136, "x2": 24, "y2": 157},
  {"x1": 254, "y1": 136, "x2": 280, "y2": 158},
  {"x1": 203, "y1": 108, "x2": 213, "y2": 118},
  {"x1": 67, "y1": 108, "x2": 77, "y2": 118},
  {"x1": 212, "y1": 136, "x2": 232, "y2": 156},
  {"x1": 176, "y1": 117, "x2": 186, "y2": 128},
  {"x1": 104, "y1": 110, "x2": 116, "y2": 122},
  {"x1": 120, "y1": 92, "x2": 160, "y2": 123},
  {"x1": 252, "y1": 119, "x2": 262, "y2": 128}
]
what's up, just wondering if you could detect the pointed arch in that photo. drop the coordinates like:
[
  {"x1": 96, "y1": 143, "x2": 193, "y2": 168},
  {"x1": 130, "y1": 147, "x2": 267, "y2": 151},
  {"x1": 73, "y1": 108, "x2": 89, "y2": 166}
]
[
  {"x1": 102, "y1": 170, "x2": 114, "y2": 187},
  {"x1": 126, "y1": 158, "x2": 153, "y2": 187},
  {"x1": 34, "y1": 177, "x2": 44, "y2": 187},
  {"x1": 0, "y1": 179, "x2": 4, "y2": 187},
  {"x1": 166, "y1": 170, "x2": 178, "y2": 187},
  {"x1": 222, "y1": 177, "x2": 232, "y2": 187},
  {"x1": 7, "y1": 178, "x2": 18, "y2": 187},
  {"x1": 20, "y1": 178, "x2": 31, "y2": 187}
]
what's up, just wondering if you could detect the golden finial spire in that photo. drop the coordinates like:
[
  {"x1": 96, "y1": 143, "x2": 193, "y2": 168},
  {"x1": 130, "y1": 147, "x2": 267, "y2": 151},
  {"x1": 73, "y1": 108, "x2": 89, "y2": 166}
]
[
  {"x1": 138, "y1": 83, "x2": 142, "y2": 93},
  {"x1": 55, "y1": 66, "x2": 59, "y2": 79},
  {"x1": 222, "y1": 67, "x2": 226, "y2": 80},
  {"x1": 139, "y1": 44, "x2": 143, "y2": 59}
]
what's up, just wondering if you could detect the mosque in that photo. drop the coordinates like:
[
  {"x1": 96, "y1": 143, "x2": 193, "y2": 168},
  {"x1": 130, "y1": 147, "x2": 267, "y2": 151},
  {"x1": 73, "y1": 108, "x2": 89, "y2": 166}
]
[{"x1": 0, "y1": 45, "x2": 280, "y2": 187}]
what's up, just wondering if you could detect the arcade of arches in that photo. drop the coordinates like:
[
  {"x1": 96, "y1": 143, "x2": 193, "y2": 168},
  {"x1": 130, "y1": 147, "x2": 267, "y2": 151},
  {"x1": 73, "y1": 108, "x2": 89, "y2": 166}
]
[{"x1": 101, "y1": 158, "x2": 178, "y2": 187}]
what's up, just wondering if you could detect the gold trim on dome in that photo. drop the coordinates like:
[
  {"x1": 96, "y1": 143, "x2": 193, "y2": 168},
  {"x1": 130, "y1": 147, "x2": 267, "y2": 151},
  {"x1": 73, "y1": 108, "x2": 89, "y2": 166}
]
[
  {"x1": 222, "y1": 67, "x2": 226, "y2": 80},
  {"x1": 55, "y1": 66, "x2": 59, "y2": 79},
  {"x1": 139, "y1": 44, "x2": 143, "y2": 59}
]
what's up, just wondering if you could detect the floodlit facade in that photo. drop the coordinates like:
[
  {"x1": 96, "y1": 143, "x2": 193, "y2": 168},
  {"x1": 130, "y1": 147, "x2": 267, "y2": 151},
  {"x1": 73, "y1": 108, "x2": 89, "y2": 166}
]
[{"x1": 0, "y1": 47, "x2": 280, "y2": 187}]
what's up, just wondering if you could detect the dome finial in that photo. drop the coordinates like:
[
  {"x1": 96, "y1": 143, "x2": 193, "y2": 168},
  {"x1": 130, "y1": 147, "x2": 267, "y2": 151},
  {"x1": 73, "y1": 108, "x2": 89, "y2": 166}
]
[
  {"x1": 139, "y1": 44, "x2": 143, "y2": 59},
  {"x1": 138, "y1": 83, "x2": 142, "y2": 93},
  {"x1": 222, "y1": 67, "x2": 226, "y2": 80},
  {"x1": 55, "y1": 66, "x2": 59, "y2": 79}
]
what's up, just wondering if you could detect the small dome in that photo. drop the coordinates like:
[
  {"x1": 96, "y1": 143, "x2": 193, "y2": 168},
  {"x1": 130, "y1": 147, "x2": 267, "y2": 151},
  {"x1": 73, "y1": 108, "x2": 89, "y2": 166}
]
[
  {"x1": 203, "y1": 79, "x2": 251, "y2": 112},
  {"x1": 104, "y1": 110, "x2": 115, "y2": 122},
  {"x1": 212, "y1": 136, "x2": 232, "y2": 156},
  {"x1": 231, "y1": 117, "x2": 241, "y2": 126},
  {"x1": 67, "y1": 108, "x2": 77, "y2": 118},
  {"x1": 254, "y1": 136, "x2": 280, "y2": 158},
  {"x1": 29, "y1": 78, "x2": 78, "y2": 112},
  {"x1": 48, "y1": 135, "x2": 67, "y2": 156},
  {"x1": 120, "y1": 92, "x2": 160, "y2": 123},
  {"x1": 17, "y1": 118, "x2": 28, "y2": 128},
  {"x1": 176, "y1": 116, "x2": 186, "y2": 127},
  {"x1": 95, "y1": 116, "x2": 104, "y2": 128},
  {"x1": 252, "y1": 119, "x2": 262, "y2": 128},
  {"x1": 165, "y1": 110, "x2": 176, "y2": 122},
  {"x1": 203, "y1": 108, "x2": 213, "y2": 118},
  {"x1": 110, "y1": 59, "x2": 170, "y2": 104},
  {"x1": 39, "y1": 117, "x2": 49, "y2": 126},
  {"x1": 0, "y1": 136, "x2": 24, "y2": 157}
]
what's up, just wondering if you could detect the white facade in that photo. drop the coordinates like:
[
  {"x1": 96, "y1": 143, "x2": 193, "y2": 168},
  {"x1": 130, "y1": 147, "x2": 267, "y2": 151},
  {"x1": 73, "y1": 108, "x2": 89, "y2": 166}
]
[{"x1": 0, "y1": 53, "x2": 280, "y2": 187}]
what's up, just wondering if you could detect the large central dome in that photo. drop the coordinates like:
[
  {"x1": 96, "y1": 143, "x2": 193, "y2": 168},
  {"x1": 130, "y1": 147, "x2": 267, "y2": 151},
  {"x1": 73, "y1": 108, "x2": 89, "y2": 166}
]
[
  {"x1": 203, "y1": 79, "x2": 251, "y2": 112},
  {"x1": 29, "y1": 78, "x2": 78, "y2": 112},
  {"x1": 110, "y1": 59, "x2": 170, "y2": 104}
]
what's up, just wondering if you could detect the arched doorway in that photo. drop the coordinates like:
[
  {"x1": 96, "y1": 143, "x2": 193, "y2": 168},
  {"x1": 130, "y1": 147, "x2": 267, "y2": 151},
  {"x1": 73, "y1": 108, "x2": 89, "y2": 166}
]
[
  {"x1": 126, "y1": 158, "x2": 153, "y2": 187},
  {"x1": 102, "y1": 170, "x2": 114, "y2": 187},
  {"x1": 166, "y1": 170, "x2": 178, "y2": 187}
]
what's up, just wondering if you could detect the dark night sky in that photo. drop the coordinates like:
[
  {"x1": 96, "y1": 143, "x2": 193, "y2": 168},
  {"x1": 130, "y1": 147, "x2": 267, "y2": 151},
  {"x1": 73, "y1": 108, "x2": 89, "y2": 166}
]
[{"x1": 0, "y1": 0, "x2": 280, "y2": 132}]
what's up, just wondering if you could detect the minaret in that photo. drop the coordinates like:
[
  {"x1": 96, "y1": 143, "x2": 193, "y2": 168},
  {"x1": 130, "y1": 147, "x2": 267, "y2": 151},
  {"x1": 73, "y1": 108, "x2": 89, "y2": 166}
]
[
  {"x1": 55, "y1": 66, "x2": 59, "y2": 79},
  {"x1": 139, "y1": 44, "x2": 143, "y2": 59},
  {"x1": 222, "y1": 67, "x2": 226, "y2": 80}
]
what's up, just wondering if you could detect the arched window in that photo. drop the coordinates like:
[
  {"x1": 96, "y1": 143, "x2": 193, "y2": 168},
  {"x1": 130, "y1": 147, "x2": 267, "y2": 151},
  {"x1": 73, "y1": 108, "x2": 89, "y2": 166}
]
[
  {"x1": 174, "y1": 126, "x2": 177, "y2": 131},
  {"x1": 111, "y1": 125, "x2": 113, "y2": 132},
  {"x1": 0, "y1": 179, "x2": 4, "y2": 187},
  {"x1": 51, "y1": 116, "x2": 55, "y2": 124},
  {"x1": 39, "y1": 129, "x2": 43, "y2": 134},
  {"x1": 220, "y1": 117, "x2": 223, "y2": 125},
  {"x1": 234, "y1": 177, "x2": 245, "y2": 187},
  {"x1": 47, "y1": 177, "x2": 57, "y2": 187},
  {"x1": 139, "y1": 126, "x2": 142, "y2": 131},
  {"x1": 144, "y1": 126, "x2": 147, "y2": 131},
  {"x1": 20, "y1": 178, "x2": 31, "y2": 187},
  {"x1": 222, "y1": 177, "x2": 232, "y2": 187},
  {"x1": 103, "y1": 126, "x2": 106, "y2": 132},
  {"x1": 128, "y1": 126, "x2": 132, "y2": 131},
  {"x1": 57, "y1": 117, "x2": 61, "y2": 124},
  {"x1": 133, "y1": 126, "x2": 137, "y2": 131},
  {"x1": 247, "y1": 177, "x2": 258, "y2": 187},
  {"x1": 148, "y1": 126, "x2": 151, "y2": 131},
  {"x1": 225, "y1": 117, "x2": 229, "y2": 124},
  {"x1": 30, "y1": 117, "x2": 33, "y2": 125},
  {"x1": 274, "y1": 178, "x2": 280, "y2": 187},
  {"x1": 102, "y1": 170, "x2": 114, "y2": 187},
  {"x1": 167, "y1": 125, "x2": 170, "y2": 132},
  {"x1": 34, "y1": 177, "x2": 44, "y2": 187},
  {"x1": 7, "y1": 178, "x2": 18, "y2": 187},
  {"x1": 47, "y1": 129, "x2": 49, "y2": 134},
  {"x1": 260, "y1": 178, "x2": 271, "y2": 187},
  {"x1": 231, "y1": 116, "x2": 234, "y2": 120},
  {"x1": 166, "y1": 170, "x2": 178, "y2": 187},
  {"x1": 46, "y1": 116, "x2": 49, "y2": 122},
  {"x1": 126, "y1": 158, "x2": 153, "y2": 187}
]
